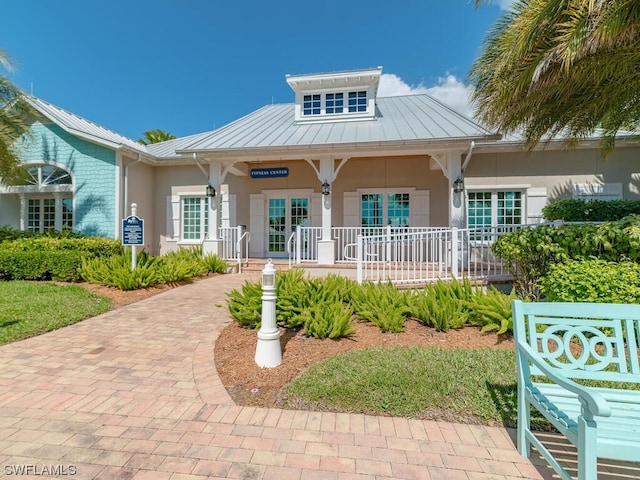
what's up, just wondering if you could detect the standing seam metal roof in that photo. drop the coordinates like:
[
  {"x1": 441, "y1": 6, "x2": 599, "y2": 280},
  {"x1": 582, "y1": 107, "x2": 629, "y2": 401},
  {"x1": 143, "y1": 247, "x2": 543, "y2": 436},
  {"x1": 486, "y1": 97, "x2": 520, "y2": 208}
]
[
  {"x1": 179, "y1": 94, "x2": 498, "y2": 153},
  {"x1": 25, "y1": 96, "x2": 148, "y2": 155}
]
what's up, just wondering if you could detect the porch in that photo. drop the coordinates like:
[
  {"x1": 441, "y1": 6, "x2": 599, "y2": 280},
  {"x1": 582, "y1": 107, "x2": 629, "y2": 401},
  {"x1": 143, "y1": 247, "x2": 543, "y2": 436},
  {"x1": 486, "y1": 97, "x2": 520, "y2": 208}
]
[{"x1": 218, "y1": 223, "x2": 546, "y2": 285}]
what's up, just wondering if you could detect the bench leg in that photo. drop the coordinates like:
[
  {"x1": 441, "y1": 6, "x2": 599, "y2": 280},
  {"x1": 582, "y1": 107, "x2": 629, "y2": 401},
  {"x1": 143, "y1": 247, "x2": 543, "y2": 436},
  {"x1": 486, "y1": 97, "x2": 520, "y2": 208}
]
[
  {"x1": 577, "y1": 416, "x2": 597, "y2": 480},
  {"x1": 517, "y1": 388, "x2": 531, "y2": 457}
]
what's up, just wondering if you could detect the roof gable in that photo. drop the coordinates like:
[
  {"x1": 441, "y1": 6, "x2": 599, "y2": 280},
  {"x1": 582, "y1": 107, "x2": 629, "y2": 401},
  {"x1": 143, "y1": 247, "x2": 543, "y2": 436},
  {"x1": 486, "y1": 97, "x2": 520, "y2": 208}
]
[{"x1": 24, "y1": 95, "x2": 148, "y2": 156}]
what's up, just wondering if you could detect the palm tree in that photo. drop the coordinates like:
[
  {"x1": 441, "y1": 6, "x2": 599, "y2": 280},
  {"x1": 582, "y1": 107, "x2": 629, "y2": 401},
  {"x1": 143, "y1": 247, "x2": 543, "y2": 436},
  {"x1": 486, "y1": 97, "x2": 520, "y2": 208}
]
[
  {"x1": 0, "y1": 48, "x2": 34, "y2": 184},
  {"x1": 137, "y1": 129, "x2": 176, "y2": 145},
  {"x1": 470, "y1": 0, "x2": 640, "y2": 155}
]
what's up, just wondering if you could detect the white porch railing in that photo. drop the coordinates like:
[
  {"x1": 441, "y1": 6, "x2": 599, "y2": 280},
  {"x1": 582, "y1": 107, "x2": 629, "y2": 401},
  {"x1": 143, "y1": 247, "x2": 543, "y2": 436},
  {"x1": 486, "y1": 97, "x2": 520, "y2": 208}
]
[
  {"x1": 287, "y1": 223, "x2": 554, "y2": 284},
  {"x1": 219, "y1": 226, "x2": 250, "y2": 273}
]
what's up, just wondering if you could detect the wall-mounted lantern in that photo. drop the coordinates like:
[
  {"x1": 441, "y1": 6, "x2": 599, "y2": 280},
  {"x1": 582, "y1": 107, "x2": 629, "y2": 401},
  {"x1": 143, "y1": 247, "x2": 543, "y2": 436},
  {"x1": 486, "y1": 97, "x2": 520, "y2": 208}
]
[
  {"x1": 206, "y1": 183, "x2": 217, "y2": 198},
  {"x1": 321, "y1": 180, "x2": 331, "y2": 196},
  {"x1": 453, "y1": 176, "x2": 465, "y2": 194}
]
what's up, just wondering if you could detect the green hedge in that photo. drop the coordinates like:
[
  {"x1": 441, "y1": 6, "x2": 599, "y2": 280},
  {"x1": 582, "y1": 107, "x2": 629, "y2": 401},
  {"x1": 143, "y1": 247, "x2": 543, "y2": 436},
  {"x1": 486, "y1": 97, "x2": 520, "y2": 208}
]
[
  {"x1": 0, "y1": 234, "x2": 123, "y2": 282},
  {"x1": 543, "y1": 198, "x2": 640, "y2": 222},
  {"x1": 539, "y1": 259, "x2": 640, "y2": 303},
  {"x1": 0, "y1": 250, "x2": 85, "y2": 282},
  {"x1": 491, "y1": 215, "x2": 640, "y2": 298}
]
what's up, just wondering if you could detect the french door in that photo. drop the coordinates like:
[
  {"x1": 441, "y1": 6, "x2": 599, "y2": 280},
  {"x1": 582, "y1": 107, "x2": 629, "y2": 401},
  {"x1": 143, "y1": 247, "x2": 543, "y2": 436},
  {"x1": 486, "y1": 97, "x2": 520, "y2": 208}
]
[{"x1": 267, "y1": 196, "x2": 309, "y2": 257}]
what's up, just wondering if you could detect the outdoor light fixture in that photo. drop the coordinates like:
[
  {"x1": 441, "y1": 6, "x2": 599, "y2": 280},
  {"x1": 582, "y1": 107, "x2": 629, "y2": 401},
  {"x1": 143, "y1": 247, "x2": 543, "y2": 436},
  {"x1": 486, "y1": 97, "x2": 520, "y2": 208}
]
[
  {"x1": 255, "y1": 259, "x2": 281, "y2": 368},
  {"x1": 321, "y1": 180, "x2": 331, "y2": 196},
  {"x1": 453, "y1": 176, "x2": 464, "y2": 194},
  {"x1": 261, "y1": 258, "x2": 276, "y2": 288},
  {"x1": 206, "y1": 183, "x2": 216, "y2": 198}
]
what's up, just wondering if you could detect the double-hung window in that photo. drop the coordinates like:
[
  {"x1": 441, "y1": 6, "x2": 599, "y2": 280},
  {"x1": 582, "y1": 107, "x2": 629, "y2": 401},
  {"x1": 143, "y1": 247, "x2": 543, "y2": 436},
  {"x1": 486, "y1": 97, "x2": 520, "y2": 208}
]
[
  {"x1": 468, "y1": 190, "x2": 522, "y2": 239},
  {"x1": 181, "y1": 197, "x2": 209, "y2": 241}
]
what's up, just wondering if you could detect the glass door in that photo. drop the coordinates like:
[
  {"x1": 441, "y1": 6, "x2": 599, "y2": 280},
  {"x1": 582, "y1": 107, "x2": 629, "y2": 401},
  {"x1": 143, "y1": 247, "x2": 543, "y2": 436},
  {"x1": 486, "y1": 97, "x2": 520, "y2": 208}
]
[{"x1": 267, "y1": 196, "x2": 309, "y2": 256}]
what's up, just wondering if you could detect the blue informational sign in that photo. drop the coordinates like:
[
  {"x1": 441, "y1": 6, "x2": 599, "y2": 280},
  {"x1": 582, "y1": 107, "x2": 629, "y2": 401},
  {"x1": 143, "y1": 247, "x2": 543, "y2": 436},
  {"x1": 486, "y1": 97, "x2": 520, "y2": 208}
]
[
  {"x1": 250, "y1": 167, "x2": 289, "y2": 179},
  {"x1": 122, "y1": 215, "x2": 144, "y2": 246}
]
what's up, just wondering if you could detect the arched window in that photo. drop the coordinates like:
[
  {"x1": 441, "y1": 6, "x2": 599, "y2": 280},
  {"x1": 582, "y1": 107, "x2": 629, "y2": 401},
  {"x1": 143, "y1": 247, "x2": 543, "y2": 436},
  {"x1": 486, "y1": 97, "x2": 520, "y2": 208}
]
[
  {"x1": 10, "y1": 163, "x2": 74, "y2": 233},
  {"x1": 20, "y1": 164, "x2": 73, "y2": 187}
]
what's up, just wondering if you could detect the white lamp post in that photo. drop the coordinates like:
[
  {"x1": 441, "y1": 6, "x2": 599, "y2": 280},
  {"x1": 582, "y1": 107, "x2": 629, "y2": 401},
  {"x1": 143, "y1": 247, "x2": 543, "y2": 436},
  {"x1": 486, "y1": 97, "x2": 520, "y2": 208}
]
[{"x1": 254, "y1": 259, "x2": 282, "y2": 368}]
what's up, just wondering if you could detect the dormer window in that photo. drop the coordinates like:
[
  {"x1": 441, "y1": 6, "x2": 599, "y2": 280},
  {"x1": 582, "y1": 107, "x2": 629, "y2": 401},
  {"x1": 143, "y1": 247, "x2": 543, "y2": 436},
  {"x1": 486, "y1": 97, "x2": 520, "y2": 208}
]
[
  {"x1": 348, "y1": 91, "x2": 367, "y2": 113},
  {"x1": 303, "y1": 94, "x2": 321, "y2": 116},
  {"x1": 287, "y1": 67, "x2": 382, "y2": 123},
  {"x1": 326, "y1": 93, "x2": 344, "y2": 114}
]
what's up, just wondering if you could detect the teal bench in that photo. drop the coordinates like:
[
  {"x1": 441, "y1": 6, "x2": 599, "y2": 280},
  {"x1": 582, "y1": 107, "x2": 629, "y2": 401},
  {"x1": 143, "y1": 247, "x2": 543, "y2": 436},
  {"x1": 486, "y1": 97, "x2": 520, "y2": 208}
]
[{"x1": 512, "y1": 300, "x2": 640, "y2": 480}]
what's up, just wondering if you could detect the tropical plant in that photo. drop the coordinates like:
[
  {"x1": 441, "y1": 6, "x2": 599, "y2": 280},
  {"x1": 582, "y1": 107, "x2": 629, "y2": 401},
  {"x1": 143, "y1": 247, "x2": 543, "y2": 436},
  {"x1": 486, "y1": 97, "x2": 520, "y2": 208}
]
[
  {"x1": 471, "y1": 0, "x2": 640, "y2": 155},
  {"x1": 466, "y1": 286, "x2": 518, "y2": 335},
  {"x1": 302, "y1": 302, "x2": 355, "y2": 340},
  {"x1": 0, "y1": 47, "x2": 37, "y2": 184},
  {"x1": 351, "y1": 281, "x2": 412, "y2": 333},
  {"x1": 409, "y1": 278, "x2": 473, "y2": 331},
  {"x1": 137, "y1": 129, "x2": 176, "y2": 145}
]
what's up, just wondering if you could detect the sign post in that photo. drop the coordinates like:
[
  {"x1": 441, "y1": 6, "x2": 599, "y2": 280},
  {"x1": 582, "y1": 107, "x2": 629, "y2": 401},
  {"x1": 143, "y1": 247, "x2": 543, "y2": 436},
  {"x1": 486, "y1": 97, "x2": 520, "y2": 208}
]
[{"x1": 122, "y1": 203, "x2": 144, "y2": 270}]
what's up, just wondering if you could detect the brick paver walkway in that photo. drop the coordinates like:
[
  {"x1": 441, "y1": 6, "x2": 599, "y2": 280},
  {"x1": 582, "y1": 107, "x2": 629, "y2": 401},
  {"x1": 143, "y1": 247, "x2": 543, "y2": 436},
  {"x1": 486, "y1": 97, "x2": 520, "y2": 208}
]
[{"x1": 0, "y1": 273, "x2": 635, "y2": 479}]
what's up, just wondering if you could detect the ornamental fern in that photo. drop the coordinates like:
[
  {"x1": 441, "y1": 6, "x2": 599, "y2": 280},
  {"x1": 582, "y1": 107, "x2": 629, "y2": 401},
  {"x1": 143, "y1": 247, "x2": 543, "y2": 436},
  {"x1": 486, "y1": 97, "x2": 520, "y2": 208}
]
[
  {"x1": 351, "y1": 281, "x2": 411, "y2": 332},
  {"x1": 302, "y1": 302, "x2": 355, "y2": 339},
  {"x1": 466, "y1": 287, "x2": 517, "y2": 335}
]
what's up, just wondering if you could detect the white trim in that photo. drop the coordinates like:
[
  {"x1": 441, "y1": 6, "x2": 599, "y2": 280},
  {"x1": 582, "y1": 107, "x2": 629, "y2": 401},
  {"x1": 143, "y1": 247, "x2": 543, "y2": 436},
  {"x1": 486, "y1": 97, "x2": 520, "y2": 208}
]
[
  {"x1": 465, "y1": 184, "x2": 531, "y2": 191},
  {"x1": 115, "y1": 151, "x2": 122, "y2": 239},
  {"x1": 262, "y1": 188, "x2": 314, "y2": 196},
  {"x1": 356, "y1": 187, "x2": 416, "y2": 194}
]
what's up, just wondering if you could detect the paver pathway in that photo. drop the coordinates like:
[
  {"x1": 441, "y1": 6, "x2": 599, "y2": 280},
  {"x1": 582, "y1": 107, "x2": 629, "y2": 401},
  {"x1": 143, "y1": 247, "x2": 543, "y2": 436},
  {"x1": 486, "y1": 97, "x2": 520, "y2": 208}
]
[{"x1": 0, "y1": 273, "x2": 634, "y2": 479}]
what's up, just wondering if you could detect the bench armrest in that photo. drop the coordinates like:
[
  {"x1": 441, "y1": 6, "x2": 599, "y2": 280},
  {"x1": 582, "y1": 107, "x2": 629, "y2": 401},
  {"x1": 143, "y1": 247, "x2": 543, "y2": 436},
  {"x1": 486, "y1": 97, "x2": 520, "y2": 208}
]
[{"x1": 517, "y1": 341, "x2": 612, "y2": 418}]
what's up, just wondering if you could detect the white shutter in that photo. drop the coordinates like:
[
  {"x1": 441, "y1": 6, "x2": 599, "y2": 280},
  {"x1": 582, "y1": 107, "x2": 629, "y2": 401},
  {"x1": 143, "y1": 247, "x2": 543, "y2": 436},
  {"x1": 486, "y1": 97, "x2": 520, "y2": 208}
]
[
  {"x1": 310, "y1": 193, "x2": 322, "y2": 228},
  {"x1": 229, "y1": 194, "x2": 237, "y2": 227},
  {"x1": 411, "y1": 190, "x2": 430, "y2": 227},
  {"x1": 526, "y1": 187, "x2": 547, "y2": 224},
  {"x1": 249, "y1": 194, "x2": 265, "y2": 257},
  {"x1": 166, "y1": 195, "x2": 180, "y2": 241},
  {"x1": 343, "y1": 192, "x2": 359, "y2": 227}
]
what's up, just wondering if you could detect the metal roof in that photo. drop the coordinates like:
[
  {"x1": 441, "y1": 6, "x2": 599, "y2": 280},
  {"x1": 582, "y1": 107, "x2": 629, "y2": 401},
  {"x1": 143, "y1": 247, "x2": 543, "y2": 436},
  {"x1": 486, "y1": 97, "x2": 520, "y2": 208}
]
[
  {"x1": 25, "y1": 96, "x2": 148, "y2": 155},
  {"x1": 145, "y1": 131, "x2": 213, "y2": 159},
  {"x1": 179, "y1": 94, "x2": 499, "y2": 154}
]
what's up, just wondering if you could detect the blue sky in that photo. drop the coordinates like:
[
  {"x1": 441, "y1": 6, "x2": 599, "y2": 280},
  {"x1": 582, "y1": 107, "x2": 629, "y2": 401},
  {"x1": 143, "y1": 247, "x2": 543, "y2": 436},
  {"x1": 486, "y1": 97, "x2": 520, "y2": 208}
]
[{"x1": 2, "y1": 1, "x2": 512, "y2": 141}]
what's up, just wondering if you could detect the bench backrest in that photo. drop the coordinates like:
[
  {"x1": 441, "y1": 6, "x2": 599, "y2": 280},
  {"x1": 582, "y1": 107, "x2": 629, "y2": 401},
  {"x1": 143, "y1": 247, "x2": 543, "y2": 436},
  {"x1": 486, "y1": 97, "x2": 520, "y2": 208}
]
[{"x1": 512, "y1": 300, "x2": 640, "y2": 383}]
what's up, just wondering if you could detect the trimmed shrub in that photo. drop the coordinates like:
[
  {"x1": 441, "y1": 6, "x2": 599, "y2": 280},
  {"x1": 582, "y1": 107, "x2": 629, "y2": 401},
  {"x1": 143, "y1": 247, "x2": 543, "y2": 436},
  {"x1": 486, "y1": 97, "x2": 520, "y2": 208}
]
[
  {"x1": 491, "y1": 215, "x2": 640, "y2": 298},
  {"x1": 0, "y1": 249, "x2": 85, "y2": 282},
  {"x1": 539, "y1": 259, "x2": 640, "y2": 304},
  {"x1": 543, "y1": 198, "x2": 640, "y2": 222}
]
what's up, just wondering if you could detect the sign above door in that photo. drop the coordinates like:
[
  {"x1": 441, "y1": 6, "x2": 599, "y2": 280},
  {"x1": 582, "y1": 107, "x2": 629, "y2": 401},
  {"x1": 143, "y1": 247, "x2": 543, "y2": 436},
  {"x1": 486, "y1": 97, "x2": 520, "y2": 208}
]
[{"x1": 250, "y1": 167, "x2": 289, "y2": 179}]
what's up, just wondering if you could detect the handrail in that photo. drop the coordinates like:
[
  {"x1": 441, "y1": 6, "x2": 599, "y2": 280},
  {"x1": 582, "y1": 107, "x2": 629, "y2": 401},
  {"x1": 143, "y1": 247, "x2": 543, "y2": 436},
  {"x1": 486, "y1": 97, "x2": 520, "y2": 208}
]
[
  {"x1": 286, "y1": 230, "x2": 296, "y2": 268},
  {"x1": 236, "y1": 231, "x2": 250, "y2": 273}
]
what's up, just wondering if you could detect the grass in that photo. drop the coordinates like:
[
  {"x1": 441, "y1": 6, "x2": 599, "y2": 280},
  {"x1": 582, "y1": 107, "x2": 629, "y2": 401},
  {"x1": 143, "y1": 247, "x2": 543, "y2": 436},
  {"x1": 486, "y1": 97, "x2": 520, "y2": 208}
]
[
  {"x1": 0, "y1": 281, "x2": 111, "y2": 344},
  {"x1": 281, "y1": 346, "x2": 521, "y2": 426}
]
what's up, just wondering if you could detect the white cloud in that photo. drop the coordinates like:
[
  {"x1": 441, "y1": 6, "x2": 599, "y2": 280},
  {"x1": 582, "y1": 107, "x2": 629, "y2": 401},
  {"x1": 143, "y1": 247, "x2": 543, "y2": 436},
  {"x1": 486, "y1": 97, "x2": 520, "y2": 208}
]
[
  {"x1": 497, "y1": 0, "x2": 516, "y2": 10},
  {"x1": 378, "y1": 73, "x2": 475, "y2": 118}
]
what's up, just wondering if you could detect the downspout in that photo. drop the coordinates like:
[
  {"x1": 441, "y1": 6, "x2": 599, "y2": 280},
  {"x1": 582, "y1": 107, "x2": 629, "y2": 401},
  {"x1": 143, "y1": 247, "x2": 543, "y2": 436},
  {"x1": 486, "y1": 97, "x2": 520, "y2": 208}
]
[
  {"x1": 124, "y1": 153, "x2": 142, "y2": 217},
  {"x1": 459, "y1": 141, "x2": 475, "y2": 229},
  {"x1": 192, "y1": 153, "x2": 209, "y2": 178},
  {"x1": 461, "y1": 140, "x2": 475, "y2": 172}
]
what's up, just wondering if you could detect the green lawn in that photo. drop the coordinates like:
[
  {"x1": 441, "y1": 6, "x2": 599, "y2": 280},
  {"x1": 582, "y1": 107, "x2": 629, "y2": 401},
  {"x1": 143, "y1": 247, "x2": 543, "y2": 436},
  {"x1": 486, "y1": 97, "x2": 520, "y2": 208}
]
[
  {"x1": 0, "y1": 281, "x2": 111, "y2": 344},
  {"x1": 281, "y1": 346, "x2": 522, "y2": 426}
]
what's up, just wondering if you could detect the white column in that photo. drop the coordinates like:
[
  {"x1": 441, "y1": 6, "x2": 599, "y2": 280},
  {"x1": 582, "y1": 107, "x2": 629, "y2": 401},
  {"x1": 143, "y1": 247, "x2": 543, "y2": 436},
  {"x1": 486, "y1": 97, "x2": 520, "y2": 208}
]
[
  {"x1": 448, "y1": 153, "x2": 465, "y2": 229},
  {"x1": 317, "y1": 157, "x2": 335, "y2": 265},
  {"x1": 54, "y1": 194, "x2": 63, "y2": 231},
  {"x1": 202, "y1": 161, "x2": 223, "y2": 256}
]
